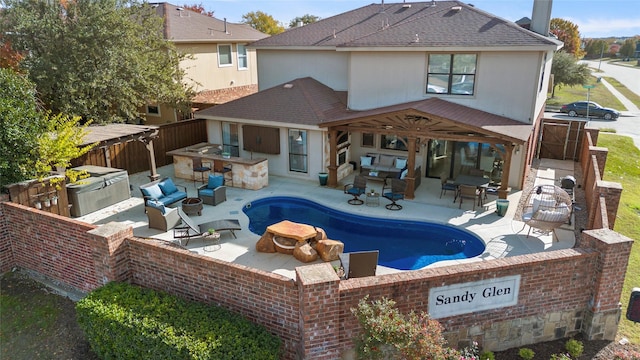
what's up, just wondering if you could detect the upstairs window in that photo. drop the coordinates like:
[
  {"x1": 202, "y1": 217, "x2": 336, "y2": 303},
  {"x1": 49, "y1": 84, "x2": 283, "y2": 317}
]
[
  {"x1": 426, "y1": 54, "x2": 477, "y2": 95},
  {"x1": 218, "y1": 44, "x2": 232, "y2": 67},
  {"x1": 237, "y1": 44, "x2": 248, "y2": 69}
]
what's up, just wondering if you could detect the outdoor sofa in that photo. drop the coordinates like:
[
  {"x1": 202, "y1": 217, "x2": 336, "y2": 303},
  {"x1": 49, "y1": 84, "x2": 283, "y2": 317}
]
[{"x1": 139, "y1": 178, "x2": 187, "y2": 208}]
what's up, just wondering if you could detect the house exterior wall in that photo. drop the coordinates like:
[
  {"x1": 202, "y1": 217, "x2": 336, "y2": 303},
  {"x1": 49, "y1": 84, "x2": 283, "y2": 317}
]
[
  {"x1": 177, "y1": 42, "x2": 259, "y2": 92},
  {"x1": 258, "y1": 49, "x2": 547, "y2": 125},
  {"x1": 256, "y1": 50, "x2": 349, "y2": 91}
]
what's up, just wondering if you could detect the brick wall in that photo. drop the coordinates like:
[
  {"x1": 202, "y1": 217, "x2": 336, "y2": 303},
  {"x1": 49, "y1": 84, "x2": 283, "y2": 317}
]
[
  {"x1": 0, "y1": 194, "x2": 12, "y2": 274},
  {"x1": 0, "y1": 197, "x2": 633, "y2": 359}
]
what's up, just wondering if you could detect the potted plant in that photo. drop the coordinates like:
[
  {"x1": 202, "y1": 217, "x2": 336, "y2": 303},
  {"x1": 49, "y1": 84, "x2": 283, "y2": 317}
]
[
  {"x1": 318, "y1": 171, "x2": 328, "y2": 186},
  {"x1": 50, "y1": 195, "x2": 58, "y2": 205},
  {"x1": 43, "y1": 197, "x2": 51, "y2": 208},
  {"x1": 205, "y1": 228, "x2": 220, "y2": 239},
  {"x1": 34, "y1": 200, "x2": 42, "y2": 210},
  {"x1": 221, "y1": 152, "x2": 231, "y2": 159}
]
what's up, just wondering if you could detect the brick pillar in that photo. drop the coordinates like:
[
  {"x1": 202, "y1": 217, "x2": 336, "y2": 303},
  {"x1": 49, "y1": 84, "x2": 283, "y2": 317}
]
[
  {"x1": 581, "y1": 229, "x2": 633, "y2": 340},
  {"x1": 596, "y1": 180, "x2": 623, "y2": 230},
  {"x1": 296, "y1": 263, "x2": 341, "y2": 359},
  {"x1": 589, "y1": 146, "x2": 608, "y2": 180},
  {"x1": 88, "y1": 222, "x2": 133, "y2": 286}
]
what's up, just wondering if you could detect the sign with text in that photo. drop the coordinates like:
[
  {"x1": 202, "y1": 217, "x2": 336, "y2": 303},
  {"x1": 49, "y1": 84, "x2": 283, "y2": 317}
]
[{"x1": 429, "y1": 275, "x2": 520, "y2": 318}]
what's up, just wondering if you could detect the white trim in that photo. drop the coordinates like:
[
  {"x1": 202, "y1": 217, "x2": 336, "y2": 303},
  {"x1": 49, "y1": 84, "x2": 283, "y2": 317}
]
[
  {"x1": 237, "y1": 44, "x2": 248, "y2": 70},
  {"x1": 146, "y1": 104, "x2": 161, "y2": 117}
]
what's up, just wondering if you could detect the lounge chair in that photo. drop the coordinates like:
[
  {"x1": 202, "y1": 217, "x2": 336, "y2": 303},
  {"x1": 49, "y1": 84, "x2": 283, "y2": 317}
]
[
  {"x1": 173, "y1": 208, "x2": 241, "y2": 245},
  {"x1": 339, "y1": 250, "x2": 379, "y2": 279},
  {"x1": 344, "y1": 175, "x2": 367, "y2": 205}
]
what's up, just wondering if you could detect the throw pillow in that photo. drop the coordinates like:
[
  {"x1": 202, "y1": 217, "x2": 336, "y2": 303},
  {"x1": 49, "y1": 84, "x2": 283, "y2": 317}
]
[
  {"x1": 142, "y1": 184, "x2": 163, "y2": 200},
  {"x1": 360, "y1": 156, "x2": 372, "y2": 167},
  {"x1": 158, "y1": 178, "x2": 178, "y2": 195},
  {"x1": 147, "y1": 200, "x2": 166, "y2": 215},
  {"x1": 208, "y1": 174, "x2": 224, "y2": 189},
  {"x1": 395, "y1": 158, "x2": 407, "y2": 169},
  {"x1": 400, "y1": 168, "x2": 408, "y2": 179}
]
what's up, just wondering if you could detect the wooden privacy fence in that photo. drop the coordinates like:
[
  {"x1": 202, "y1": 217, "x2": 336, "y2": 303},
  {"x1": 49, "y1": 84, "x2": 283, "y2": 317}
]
[
  {"x1": 71, "y1": 119, "x2": 207, "y2": 175},
  {"x1": 537, "y1": 118, "x2": 587, "y2": 161}
]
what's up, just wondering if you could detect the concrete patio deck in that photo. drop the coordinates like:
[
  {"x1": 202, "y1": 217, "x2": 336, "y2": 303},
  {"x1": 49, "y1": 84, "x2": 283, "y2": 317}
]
[{"x1": 77, "y1": 161, "x2": 576, "y2": 279}]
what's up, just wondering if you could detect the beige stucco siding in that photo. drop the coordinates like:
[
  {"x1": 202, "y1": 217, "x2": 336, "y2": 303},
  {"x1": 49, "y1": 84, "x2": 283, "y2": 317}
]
[
  {"x1": 256, "y1": 50, "x2": 349, "y2": 91},
  {"x1": 177, "y1": 43, "x2": 258, "y2": 92}
]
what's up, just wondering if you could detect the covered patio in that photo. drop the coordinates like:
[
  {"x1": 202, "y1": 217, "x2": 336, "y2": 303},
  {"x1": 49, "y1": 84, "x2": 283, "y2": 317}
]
[{"x1": 322, "y1": 98, "x2": 533, "y2": 199}]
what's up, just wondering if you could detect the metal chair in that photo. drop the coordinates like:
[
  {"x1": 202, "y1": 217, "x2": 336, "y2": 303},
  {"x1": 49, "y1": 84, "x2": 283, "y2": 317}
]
[
  {"x1": 458, "y1": 184, "x2": 481, "y2": 210},
  {"x1": 440, "y1": 174, "x2": 458, "y2": 198},
  {"x1": 192, "y1": 158, "x2": 211, "y2": 186},
  {"x1": 213, "y1": 159, "x2": 233, "y2": 187},
  {"x1": 344, "y1": 175, "x2": 367, "y2": 205},
  {"x1": 382, "y1": 178, "x2": 407, "y2": 210}
]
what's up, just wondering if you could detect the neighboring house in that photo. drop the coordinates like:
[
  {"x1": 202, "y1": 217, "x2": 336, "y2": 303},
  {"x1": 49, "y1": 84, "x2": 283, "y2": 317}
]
[
  {"x1": 141, "y1": 2, "x2": 268, "y2": 125},
  {"x1": 196, "y1": 0, "x2": 562, "y2": 199}
]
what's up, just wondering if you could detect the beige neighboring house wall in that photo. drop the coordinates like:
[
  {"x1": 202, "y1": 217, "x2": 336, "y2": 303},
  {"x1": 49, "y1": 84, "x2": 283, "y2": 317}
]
[{"x1": 140, "y1": 2, "x2": 268, "y2": 124}]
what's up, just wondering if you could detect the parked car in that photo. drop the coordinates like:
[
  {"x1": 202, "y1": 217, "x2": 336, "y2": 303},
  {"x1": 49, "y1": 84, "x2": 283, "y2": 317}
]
[{"x1": 559, "y1": 101, "x2": 620, "y2": 120}]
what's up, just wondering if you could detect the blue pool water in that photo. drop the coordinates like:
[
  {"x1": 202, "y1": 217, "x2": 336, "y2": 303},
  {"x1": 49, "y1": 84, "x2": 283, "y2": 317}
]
[{"x1": 242, "y1": 196, "x2": 485, "y2": 270}]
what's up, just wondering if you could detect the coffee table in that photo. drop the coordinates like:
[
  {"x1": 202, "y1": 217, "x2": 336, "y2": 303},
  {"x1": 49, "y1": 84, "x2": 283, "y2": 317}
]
[
  {"x1": 181, "y1": 197, "x2": 203, "y2": 216},
  {"x1": 365, "y1": 192, "x2": 380, "y2": 207}
]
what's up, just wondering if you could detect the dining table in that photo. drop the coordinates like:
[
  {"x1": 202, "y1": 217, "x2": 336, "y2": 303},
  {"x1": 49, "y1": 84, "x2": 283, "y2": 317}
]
[{"x1": 453, "y1": 175, "x2": 491, "y2": 204}]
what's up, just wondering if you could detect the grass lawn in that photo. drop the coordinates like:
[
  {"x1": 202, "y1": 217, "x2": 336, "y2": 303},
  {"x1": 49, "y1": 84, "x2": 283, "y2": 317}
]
[
  {"x1": 597, "y1": 134, "x2": 640, "y2": 344},
  {"x1": 547, "y1": 75, "x2": 625, "y2": 110}
]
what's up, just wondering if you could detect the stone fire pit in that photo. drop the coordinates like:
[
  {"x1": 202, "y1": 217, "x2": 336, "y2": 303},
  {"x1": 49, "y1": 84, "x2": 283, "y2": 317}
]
[{"x1": 255, "y1": 220, "x2": 344, "y2": 263}]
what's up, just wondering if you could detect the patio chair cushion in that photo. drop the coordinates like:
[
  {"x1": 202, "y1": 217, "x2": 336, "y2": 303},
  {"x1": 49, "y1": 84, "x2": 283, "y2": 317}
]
[
  {"x1": 147, "y1": 200, "x2": 166, "y2": 215},
  {"x1": 159, "y1": 178, "x2": 179, "y2": 195},
  {"x1": 207, "y1": 174, "x2": 224, "y2": 189},
  {"x1": 378, "y1": 154, "x2": 395, "y2": 167},
  {"x1": 360, "y1": 156, "x2": 372, "y2": 166},
  {"x1": 394, "y1": 158, "x2": 407, "y2": 169},
  {"x1": 141, "y1": 184, "x2": 163, "y2": 200}
]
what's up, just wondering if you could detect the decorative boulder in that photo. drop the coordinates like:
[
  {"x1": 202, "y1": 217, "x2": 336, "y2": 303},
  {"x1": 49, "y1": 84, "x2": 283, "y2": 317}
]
[
  {"x1": 293, "y1": 242, "x2": 318, "y2": 263},
  {"x1": 256, "y1": 232, "x2": 276, "y2": 253},
  {"x1": 316, "y1": 239, "x2": 344, "y2": 262}
]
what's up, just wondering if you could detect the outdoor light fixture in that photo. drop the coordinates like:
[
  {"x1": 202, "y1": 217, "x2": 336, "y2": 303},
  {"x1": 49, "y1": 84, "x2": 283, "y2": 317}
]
[{"x1": 295, "y1": 131, "x2": 303, "y2": 143}]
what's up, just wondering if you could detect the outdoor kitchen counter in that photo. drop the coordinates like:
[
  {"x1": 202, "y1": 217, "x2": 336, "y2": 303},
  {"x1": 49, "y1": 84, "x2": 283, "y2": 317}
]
[{"x1": 167, "y1": 143, "x2": 268, "y2": 190}]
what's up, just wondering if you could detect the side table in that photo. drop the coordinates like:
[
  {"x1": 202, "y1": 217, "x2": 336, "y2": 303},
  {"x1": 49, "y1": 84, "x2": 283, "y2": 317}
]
[
  {"x1": 365, "y1": 192, "x2": 380, "y2": 207},
  {"x1": 181, "y1": 197, "x2": 203, "y2": 216}
]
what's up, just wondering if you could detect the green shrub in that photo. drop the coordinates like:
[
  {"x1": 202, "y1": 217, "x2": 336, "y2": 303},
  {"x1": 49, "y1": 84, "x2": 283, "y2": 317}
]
[
  {"x1": 518, "y1": 347, "x2": 535, "y2": 360},
  {"x1": 564, "y1": 339, "x2": 584, "y2": 358},
  {"x1": 351, "y1": 296, "x2": 452, "y2": 360},
  {"x1": 76, "y1": 282, "x2": 281, "y2": 359},
  {"x1": 480, "y1": 350, "x2": 496, "y2": 360}
]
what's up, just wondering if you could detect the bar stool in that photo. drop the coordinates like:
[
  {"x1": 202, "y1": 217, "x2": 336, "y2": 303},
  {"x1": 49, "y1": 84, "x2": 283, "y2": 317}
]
[
  {"x1": 213, "y1": 159, "x2": 233, "y2": 187},
  {"x1": 192, "y1": 158, "x2": 211, "y2": 186}
]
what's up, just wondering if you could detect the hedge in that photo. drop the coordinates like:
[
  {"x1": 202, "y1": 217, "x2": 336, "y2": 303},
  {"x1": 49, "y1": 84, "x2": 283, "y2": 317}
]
[{"x1": 76, "y1": 281, "x2": 282, "y2": 359}]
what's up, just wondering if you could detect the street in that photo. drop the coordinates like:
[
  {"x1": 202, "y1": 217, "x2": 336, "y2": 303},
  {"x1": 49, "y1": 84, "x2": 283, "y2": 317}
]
[{"x1": 551, "y1": 60, "x2": 640, "y2": 149}]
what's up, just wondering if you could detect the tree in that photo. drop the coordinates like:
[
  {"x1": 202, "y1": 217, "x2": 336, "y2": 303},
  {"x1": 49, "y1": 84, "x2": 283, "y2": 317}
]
[
  {"x1": 181, "y1": 3, "x2": 214, "y2": 17},
  {"x1": 550, "y1": 51, "x2": 591, "y2": 97},
  {"x1": 0, "y1": 35, "x2": 24, "y2": 71},
  {"x1": 1, "y1": 0, "x2": 193, "y2": 124},
  {"x1": 583, "y1": 38, "x2": 609, "y2": 59},
  {"x1": 0, "y1": 68, "x2": 46, "y2": 187},
  {"x1": 242, "y1": 11, "x2": 284, "y2": 35},
  {"x1": 550, "y1": 18, "x2": 585, "y2": 59},
  {"x1": 619, "y1": 38, "x2": 636, "y2": 59},
  {"x1": 289, "y1": 14, "x2": 320, "y2": 28}
]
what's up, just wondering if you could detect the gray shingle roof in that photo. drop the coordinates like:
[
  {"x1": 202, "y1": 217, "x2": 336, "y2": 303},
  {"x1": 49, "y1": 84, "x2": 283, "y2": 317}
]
[
  {"x1": 251, "y1": 1, "x2": 557, "y2": 48},
  {"x1": 152, "y1": 2, "x2": 268, "y2": 42},
  {"x1": 196, "y1": 77, "x2": 531, "y2": 142}
]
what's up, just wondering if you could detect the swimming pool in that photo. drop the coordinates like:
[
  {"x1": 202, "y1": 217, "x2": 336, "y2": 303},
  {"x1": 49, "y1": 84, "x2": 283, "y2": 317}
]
[{"x1": 242, "y1": 196, "x2": 485, "y2": 270}]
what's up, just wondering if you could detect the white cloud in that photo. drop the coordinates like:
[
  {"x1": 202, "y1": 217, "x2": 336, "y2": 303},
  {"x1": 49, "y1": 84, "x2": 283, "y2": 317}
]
[{"x1": 575, "y1": 17, "x2": 640, "y2": 38}]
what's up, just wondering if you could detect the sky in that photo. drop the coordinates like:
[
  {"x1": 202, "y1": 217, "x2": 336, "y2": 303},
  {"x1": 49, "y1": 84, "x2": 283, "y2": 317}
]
[{"x1": 193, "y1": 0, "x2": 640, "y2": 38}]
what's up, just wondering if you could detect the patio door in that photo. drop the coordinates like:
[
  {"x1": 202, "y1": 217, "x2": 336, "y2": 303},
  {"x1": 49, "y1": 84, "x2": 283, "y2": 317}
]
[{"x1": 425, "y1": 139, "x2": 453, "y2": 179}]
